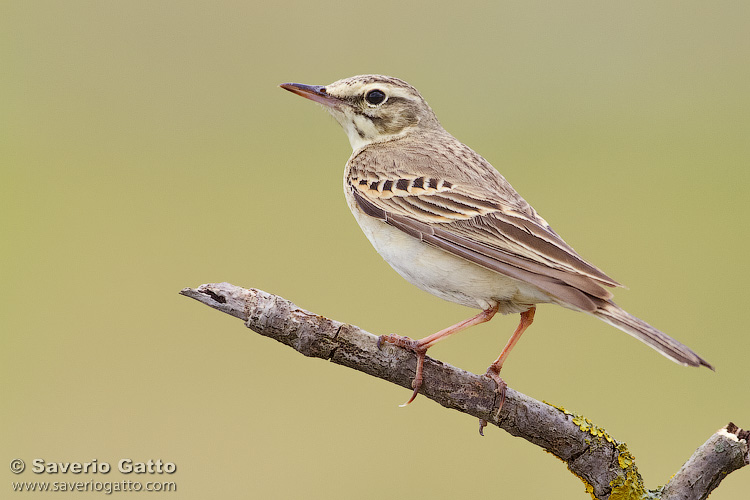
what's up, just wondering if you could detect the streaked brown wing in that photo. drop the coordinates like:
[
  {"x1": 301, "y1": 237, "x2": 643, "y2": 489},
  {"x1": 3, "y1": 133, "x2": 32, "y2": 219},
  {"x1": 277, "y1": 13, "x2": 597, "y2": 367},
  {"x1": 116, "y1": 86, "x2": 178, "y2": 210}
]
[{"x1": 349, "y1": 171, "x2": 621, "y2": 312}]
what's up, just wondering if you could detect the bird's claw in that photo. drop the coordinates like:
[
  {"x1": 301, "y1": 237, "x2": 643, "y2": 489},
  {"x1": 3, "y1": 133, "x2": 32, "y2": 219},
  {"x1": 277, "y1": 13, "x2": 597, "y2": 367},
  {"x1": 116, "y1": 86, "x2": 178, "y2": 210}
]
[
  {"x1": 378, "y1": 334, "x2": 426, "y2": 406},
  {"x1": 378, "y1": 333, "x2": 419, "y2": 350},
  {"x1": 479, "y1": 419, "x2": 488, "y2": 436},
  {"x1": 399, "y1": 384, "x2": 421, "y2": 407},
  {"x1": 485, "y1": 367, "x2": 507, "y2": 418}
]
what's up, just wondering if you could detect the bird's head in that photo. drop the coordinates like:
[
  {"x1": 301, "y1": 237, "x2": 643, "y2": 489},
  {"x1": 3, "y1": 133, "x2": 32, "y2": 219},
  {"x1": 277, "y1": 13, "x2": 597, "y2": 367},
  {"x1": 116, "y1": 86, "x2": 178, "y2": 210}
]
[{"x1": 280, "y1": 75, "x2": 441, "y2": 150}]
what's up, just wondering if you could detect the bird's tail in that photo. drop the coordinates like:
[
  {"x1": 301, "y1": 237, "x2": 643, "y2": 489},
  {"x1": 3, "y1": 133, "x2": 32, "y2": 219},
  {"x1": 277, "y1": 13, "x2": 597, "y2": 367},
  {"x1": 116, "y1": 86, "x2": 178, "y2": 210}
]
[{"x1": 592, "y1": 301, "x2": 713, "y2": 369}]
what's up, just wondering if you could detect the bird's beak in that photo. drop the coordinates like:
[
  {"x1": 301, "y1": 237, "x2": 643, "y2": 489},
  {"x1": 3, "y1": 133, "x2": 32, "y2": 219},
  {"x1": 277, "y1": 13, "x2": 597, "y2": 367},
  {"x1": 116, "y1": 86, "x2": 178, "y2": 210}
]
[{"x1": 279, "y1": 82, "x2": 339, "y2": 108}]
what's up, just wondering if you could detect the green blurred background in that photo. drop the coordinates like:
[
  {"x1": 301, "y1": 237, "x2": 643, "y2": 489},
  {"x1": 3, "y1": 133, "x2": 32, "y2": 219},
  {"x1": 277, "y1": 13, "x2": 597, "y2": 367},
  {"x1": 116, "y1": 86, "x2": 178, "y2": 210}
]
[{"x1": 2, "y1": 1, "x2": 748, "y2": 498}]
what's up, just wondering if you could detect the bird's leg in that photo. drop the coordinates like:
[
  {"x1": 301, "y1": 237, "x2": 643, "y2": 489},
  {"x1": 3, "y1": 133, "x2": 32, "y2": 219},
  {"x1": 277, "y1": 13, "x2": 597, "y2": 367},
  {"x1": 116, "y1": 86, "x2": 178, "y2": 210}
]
[
  {"x1": 484, "y1": 306, "x2": 536, "y2": 415},
  {"x1": 378, "y1": 304, "x2": 500, "y2": 406}
]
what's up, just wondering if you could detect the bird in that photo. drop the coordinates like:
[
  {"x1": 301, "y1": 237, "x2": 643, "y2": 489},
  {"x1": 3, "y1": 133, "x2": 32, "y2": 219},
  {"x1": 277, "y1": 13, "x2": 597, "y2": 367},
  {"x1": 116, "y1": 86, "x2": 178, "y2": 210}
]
[{"x1": 279, "y1": 75, "x2": 713, "y2": 409}]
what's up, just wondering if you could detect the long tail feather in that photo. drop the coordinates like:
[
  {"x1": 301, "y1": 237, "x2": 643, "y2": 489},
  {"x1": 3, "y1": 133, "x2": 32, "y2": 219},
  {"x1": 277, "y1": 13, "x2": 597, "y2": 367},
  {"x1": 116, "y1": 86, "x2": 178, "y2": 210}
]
[{"x1": 592, "y1": 301, "x2": 713, "y2": 370}]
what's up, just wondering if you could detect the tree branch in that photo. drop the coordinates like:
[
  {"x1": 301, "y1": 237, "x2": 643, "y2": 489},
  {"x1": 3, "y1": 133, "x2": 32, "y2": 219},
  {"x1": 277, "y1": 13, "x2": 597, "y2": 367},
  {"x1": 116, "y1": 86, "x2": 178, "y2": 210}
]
[{"x1": 180, "y1": 282, "x2": 747, "y2": 499}]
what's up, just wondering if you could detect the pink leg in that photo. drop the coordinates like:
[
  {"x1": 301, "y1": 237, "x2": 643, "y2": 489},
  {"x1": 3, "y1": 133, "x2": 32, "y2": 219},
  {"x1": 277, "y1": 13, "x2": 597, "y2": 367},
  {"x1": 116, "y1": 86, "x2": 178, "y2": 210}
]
[
  {"x1": 378, "y1": 304, "x2": 500, "y2": 406},
  {"x1": 485, "y1": 306, "x2": 536, "y2": 414}
]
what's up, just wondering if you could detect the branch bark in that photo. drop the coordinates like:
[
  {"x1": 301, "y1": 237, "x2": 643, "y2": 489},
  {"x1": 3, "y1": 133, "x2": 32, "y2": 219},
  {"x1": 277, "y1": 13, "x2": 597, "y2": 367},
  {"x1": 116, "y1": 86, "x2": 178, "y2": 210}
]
[{"x1": 180, "y1": 282, "x2": 748, "y2": 499}]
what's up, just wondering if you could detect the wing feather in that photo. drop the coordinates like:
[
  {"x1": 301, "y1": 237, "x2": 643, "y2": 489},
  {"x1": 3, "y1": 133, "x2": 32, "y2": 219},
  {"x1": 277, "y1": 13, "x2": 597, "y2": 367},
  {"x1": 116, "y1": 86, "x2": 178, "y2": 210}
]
[{"x1": 349, "y1": 170, "x2": 620, "y2": 310}]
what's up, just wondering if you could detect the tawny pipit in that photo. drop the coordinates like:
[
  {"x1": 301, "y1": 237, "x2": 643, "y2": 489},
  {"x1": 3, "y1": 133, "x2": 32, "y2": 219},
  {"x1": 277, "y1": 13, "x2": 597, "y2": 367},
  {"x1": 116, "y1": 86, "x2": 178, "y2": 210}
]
[{"x1": 280, "y1": 75, "x2": 712, "y2": 408}]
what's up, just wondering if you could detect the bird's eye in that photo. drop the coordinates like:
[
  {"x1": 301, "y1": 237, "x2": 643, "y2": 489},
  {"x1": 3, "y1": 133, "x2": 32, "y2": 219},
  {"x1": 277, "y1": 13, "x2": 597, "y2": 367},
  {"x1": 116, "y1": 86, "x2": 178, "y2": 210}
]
[{"x1": 365, "y1": 89, "x2": 387, "y2": 105}]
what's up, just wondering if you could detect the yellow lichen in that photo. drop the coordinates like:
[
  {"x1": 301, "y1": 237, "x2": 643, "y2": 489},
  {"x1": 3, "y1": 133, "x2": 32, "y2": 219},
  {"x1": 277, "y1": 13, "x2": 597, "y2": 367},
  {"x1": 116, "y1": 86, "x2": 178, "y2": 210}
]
[
  {"x1": 551, "y1": 404, "x2": 616, "y2": 443},
  {"x1": 617, "y1": 443, "x2": 635, "y2": 469},
  {"x1": 548, "y1": 403, "x2": 650, "y2": 500}
]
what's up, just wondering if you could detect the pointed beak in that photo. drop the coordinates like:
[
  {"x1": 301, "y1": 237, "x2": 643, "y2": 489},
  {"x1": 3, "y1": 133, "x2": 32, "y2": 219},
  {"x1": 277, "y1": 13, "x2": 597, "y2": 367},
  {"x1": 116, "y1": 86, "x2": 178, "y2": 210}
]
[{"x1": 279, "y1": 82, "x2": 339, "y2": 108}]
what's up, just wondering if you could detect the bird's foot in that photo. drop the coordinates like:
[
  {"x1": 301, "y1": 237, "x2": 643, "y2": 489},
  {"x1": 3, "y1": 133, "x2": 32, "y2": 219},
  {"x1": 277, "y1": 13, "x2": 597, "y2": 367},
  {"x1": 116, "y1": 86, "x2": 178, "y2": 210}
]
[
  {"x1": 377, "y1": 333, "x2": 419, "y2": 350},
  {"x1": 485, "y1": 366, "x2": 507, "y2": 414},
  {"x1": 377, "y1": 334, "x2": 427, "y2": 406},
  {"x1": 478, "y1": 366, "x2": 507, "y2": 435}
]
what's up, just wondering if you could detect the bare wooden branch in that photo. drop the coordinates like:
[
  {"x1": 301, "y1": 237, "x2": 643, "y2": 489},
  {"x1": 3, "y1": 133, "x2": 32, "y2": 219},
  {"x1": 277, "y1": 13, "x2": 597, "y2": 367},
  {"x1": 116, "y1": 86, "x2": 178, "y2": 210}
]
[
  {"x1": 180, "y1": 282, "x2": 747, "y2": 499},
  {"x1": 661, "y1": 422, "x2": 749, "y2": 500}
]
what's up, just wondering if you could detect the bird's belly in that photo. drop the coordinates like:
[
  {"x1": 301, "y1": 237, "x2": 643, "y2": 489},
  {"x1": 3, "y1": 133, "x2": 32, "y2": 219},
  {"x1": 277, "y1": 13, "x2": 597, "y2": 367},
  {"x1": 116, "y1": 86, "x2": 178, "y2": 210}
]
[{"x1": 351, "y1": 210, "x2": 552, "y2": 314}]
